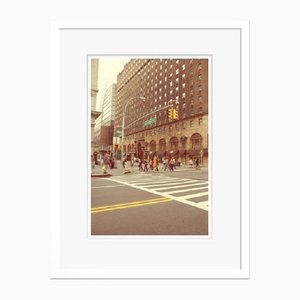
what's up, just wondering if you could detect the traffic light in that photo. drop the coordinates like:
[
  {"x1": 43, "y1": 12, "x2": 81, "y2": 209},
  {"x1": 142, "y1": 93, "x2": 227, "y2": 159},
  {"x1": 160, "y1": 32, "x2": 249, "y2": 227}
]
[
  {"x1": 173, "y1": 109, "x2": 179, "y2": 120},
  {"x1": 168, "y1": 108, "x2": 174, "y2": 120}
]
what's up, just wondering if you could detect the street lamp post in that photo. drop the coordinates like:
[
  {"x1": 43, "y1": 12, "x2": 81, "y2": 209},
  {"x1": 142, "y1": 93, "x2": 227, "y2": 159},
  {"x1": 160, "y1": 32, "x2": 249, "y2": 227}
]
[{"x1": 121, "y1": 96, "x2": 146, "y2": 167}]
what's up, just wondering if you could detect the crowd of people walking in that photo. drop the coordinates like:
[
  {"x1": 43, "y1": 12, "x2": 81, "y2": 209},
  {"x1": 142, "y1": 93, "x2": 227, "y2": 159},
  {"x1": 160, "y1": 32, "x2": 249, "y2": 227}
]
[
  {"x1": 93, "y1": 151, "x2": 202, "y2": 174},
  {"x1": 124, "y1": 156, "x2": 201, "y2": 172},
  {"x1": 136, "y1": 156, "x2": 175, "y2": 172}
]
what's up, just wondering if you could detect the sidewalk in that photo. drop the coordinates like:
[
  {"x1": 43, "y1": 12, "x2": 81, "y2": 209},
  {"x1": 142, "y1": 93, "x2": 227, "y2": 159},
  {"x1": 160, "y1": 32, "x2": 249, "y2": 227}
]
[{"x1": 91, "y1": 161, "x2": 208, "y2": 179}]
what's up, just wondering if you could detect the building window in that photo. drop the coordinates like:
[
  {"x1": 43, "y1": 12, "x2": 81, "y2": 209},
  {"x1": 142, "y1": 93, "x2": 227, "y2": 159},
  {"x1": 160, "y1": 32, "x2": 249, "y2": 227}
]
[
  {"x1": 159, "y1": 138, "x2": 166, "y2": 151},
  {"x1": 170, "y1": 136, "x2": 179, "y2": 151},
  {"x1": 191, "y1": 133, "x2": 203, "y2": 149},
  {"x1": 190, "y1": 120, "x2": 194, "y2": 127}
]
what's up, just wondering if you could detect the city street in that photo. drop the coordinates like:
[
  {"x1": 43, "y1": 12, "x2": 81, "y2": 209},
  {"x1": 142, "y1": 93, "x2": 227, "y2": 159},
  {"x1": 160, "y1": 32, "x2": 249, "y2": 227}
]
[
  {"x1": 90, "y1": 58, "x2": 210, "y2": 235},
  {"x1": 91, "y1": 164, "x2": 208, "y2": 235}
]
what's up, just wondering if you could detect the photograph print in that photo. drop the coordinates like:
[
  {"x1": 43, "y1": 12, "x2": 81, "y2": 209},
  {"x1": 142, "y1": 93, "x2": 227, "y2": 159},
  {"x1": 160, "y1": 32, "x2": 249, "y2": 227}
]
[{"x1": 90, "y1": 57, "x2": 210, "y2": 235}]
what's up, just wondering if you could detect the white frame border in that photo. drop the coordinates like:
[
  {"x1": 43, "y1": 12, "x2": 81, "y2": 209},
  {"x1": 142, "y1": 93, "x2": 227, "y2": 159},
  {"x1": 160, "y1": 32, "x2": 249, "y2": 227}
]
[{"x1": 51, "y1": 22, "x2": 250, "y2": 279}]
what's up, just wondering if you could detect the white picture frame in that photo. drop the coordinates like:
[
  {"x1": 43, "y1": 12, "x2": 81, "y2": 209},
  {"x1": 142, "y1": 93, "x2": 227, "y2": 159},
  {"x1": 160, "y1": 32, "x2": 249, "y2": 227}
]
[{"x1": 51, "y1": 22, "x2": 250, "y2": 279}]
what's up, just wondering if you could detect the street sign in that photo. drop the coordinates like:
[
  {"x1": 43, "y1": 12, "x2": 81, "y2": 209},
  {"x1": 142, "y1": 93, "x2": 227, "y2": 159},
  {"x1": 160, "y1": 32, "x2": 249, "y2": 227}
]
[{"x1": 143, "y1": 117, "x2": 157, "y2": 127}]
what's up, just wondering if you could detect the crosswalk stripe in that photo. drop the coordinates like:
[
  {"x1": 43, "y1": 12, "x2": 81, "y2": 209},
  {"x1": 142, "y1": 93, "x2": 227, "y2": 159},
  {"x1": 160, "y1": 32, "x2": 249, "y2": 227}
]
[
  {"x1": 167, "y1": 186, "x2": 208, "y2": 194},
  {"x1": 154, "y1": 182, "x2": 207, "y2": 191},
  {"x1": 139, "y1": 179, "x2": 199, "y2": 188},
  {"x1": 182, "y1": 192, "x2": 209, "y2": 199},
  {"x1": 194, "y1": 201, "x2": 209, "y2": 211},
  {"x1": 132, "y1": 178, "x2": 189, "y2": 185}
]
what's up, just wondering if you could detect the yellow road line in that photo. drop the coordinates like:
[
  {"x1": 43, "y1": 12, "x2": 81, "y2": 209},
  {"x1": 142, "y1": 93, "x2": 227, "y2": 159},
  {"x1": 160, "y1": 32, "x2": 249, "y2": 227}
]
[
  {"x1": 91, "y1": 197, "x2": 173, "y2": 213},
  {"x1": 91, "y1": 197, "x2": 169, "y2": 211},
  {"x1": 91, "y1": 199, "x2": 173, "y2": 213}
]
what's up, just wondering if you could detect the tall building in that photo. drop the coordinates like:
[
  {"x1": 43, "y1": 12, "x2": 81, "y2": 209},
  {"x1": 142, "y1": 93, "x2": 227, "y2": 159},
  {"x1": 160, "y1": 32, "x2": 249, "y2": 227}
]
[
  {"x1": 90, "y1": 59, "x2": 101, "y2": 154},
  {"x1": 114, "y1": 58, "x2": 209, "y2": 165},
  {"x1": 94, "y1": 83, "x2": 116, "y2": 154}
]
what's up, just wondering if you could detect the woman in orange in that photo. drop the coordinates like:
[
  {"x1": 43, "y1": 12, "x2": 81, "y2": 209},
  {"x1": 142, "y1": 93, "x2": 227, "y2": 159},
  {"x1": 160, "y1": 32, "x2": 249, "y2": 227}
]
[{"x1": 153, "y1": 156, "x2": 159, "y2": 171}]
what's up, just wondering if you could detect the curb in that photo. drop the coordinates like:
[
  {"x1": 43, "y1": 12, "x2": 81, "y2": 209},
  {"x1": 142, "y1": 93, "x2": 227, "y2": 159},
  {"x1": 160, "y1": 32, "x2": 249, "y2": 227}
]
[
  {"x1": 91, "y1": 173, "x2": 112, "y2": 178},
  {"x1": 91, "y1": 170, "x2": 133, "y2": 177}
]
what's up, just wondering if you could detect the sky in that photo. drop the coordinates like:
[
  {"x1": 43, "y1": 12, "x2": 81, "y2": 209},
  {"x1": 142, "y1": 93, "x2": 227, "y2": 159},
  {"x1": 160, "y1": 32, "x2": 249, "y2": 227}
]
[{"x1": 97, "y1": 58, "x2": 130, "y2": 110}]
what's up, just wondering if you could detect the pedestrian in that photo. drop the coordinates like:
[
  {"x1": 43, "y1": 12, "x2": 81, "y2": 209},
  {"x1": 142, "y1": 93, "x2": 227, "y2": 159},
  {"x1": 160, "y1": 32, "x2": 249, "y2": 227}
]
[
  {"x1": 93, "y1": 151, "x2": 98, "y2": 165},
  {"x1": 169, "y1": 157, "x2": 175, "y2": 171},
  {"x1": 138, "y1": 158, "x2": 143, "y2": 171},
  {"x1": 109, "y1": 156, "x2": 114, "y2": 169},
  {"x1": 122, "y1": 157, "x2": 126, "y2": 168},
  {"x1": 189, "y1": 158, "x2": 193, "y2": 167},
  {"x1": 200, "y1": 149, "x2": 203, "y2": 166},
  {"x1": 148, "y1": 159, "x2": 153, "y2": 171},
  {"x1": 143, "y1": 159, "x2": 148, "y2": 172},
  {"x1": 162, "y1": 157, "x2": 166, "y2": 170},
  {"x1": 153, "y1": 156, "x2": 159, "y2": 171},
  {"x1": 195, "y1": 157, "x2": 200, "y2": 169},
  {"x1": 103, "y1": 153, "x2": 110, "y2": 173},
  {"x1": 91, "y1": 154, "x2": 95, "y2": 169},
  {"x1": 164, "y1": 158, "x2": 169, "y2": 171}
]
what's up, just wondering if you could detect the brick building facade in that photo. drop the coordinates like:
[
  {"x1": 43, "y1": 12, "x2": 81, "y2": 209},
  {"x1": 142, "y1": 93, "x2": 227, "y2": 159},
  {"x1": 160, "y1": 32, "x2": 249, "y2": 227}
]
[{"x1": 114, "y1": 58, "x2": 209, "y2": 165}]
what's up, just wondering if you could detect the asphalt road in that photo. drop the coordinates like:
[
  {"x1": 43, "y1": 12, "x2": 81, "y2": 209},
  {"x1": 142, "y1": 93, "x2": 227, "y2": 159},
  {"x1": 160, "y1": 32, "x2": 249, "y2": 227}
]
[{"x1": 91, "y1": 170, "x2": 208, "y2": 235}]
